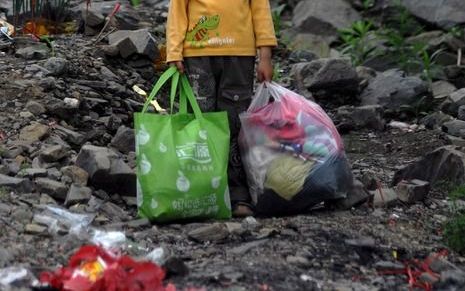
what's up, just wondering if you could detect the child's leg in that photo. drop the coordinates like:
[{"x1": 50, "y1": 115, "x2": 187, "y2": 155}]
[
  {"x1": 215, "y1": 56, "x2": 255, "y2": 214},
  {"x1": 183, "y1": 57, "x2": 218, "y2": 112}
]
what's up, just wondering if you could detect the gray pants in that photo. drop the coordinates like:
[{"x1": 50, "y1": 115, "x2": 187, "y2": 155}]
[{"x1": 184, "y1": 56, "x2": 255, "y2": 204}]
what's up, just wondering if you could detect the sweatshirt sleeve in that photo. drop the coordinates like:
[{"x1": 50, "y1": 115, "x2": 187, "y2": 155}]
[
  {"x1": 251, "y1": 0, "x2": 278, "y2": 47},
  {"x1": 166, "y1": 0, "x2": 188, "y2": 62}
]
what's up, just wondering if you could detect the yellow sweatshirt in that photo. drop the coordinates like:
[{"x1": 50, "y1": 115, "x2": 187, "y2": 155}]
[{"x1": 166, "y1": 0, "x2": 277, "y2": 62}]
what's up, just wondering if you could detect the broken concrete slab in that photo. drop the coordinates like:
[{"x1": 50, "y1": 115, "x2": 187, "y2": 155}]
[{"x1": 396, "y1": 179, "x2": 431, "y2": 204}]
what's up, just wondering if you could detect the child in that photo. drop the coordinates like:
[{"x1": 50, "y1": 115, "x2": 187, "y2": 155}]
[{"x1": 166, "y1": 0, "x2": 277, "y2": 216}]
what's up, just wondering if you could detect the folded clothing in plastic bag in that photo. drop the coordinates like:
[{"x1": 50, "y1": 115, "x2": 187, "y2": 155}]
[{"x1": 239, "y1": 82, "x2": 353, "y2": 215}]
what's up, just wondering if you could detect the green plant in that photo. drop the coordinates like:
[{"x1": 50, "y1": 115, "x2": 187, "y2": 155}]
[
  {"x1": 339, "y1": 20, "x2": 379, "y2": 65},
  {"x1": 416, "y1": 45, "x2": 445, "y2": 85},
  {"x1": 444, "y1": 185, "x2": 465, "y2": 254},
  {"x1": 272, "y1": 62, "x2": 282, "y2": 82},
  {"x1": 361, "y1": 0, "x2": 375, "y2": 11},
  {"x1": 271, "y1": 4, "x2": 286, "y2": 38},
  {"x1": 448, "y1": 26, "x2": 465, "y2": 39}
]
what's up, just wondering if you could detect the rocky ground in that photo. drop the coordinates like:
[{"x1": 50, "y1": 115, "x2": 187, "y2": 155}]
[{"x1": 1, "y1": 0, "x2": 465, "y2": 290}]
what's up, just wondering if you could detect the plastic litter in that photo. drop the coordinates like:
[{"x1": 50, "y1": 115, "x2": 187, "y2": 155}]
[
  {"x1": 33, "y1": 205, "x2": 95, "y2": 235},
  {"x1": 0, "y1": 267, "x2": 37, "y2": 287},
  {"x1": 90, "y1": 229, "x2": 127, "y2": 250},
  {"x1": 39, "y1": 244, "x2": 176, "y2": 291}
]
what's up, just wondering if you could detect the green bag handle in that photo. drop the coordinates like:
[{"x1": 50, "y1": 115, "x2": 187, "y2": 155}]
[
  {"x1": 142, "y1": 66, "x2": 178, "y2": 114},
  {"x1": 180, "y1": 74, "x2": 203, "y2": 120}
]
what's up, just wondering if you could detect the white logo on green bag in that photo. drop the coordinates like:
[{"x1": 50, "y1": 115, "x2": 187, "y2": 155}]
[
  {"x1": 140, "y1": 154, "x2": 152, "y2": 175},
  {"x1": 175, "y1": 142, "x2": 211, "y2": 163},
  {"x1": 151, "y1": 198, "x2": 158, "y2": 209},
  {"x1": 211, "y1": 176, "x2": 220, "y2": 189},
  {"x1": 159, "y1": 142, "x2": 167, "y2": 153},
  {"x1": 176, "y1": 171, "x2": 190, "y2": 192},
  {"x1": 137, "y1": 125, "x2": 150, "y2": 145},
  {"x1": 199, "y1": 129, "x2": 208, "y2": 140}
]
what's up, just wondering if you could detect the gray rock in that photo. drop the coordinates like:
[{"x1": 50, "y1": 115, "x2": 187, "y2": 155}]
[
  {"x1": 344, "y1": 236, "x2": 376, "y2": 248},
  {"x1": 25, "y1": 101, "x2": 46, "y2": 116},
  {"x1": 442, "y1": 88, "x2": 465, "y2": 116},
  {"x1": 440, "y1": 269, "x2": 465, "y2": 285},
  {"x1": 110, "y1": 126, "x2": 135, "y2": 154},
  {"x1": 61, "y1": 165, "x2": 89, "y2": 186},
  {"x1": 360, "y1": 69, "x2": 429, "y2": 111},
  {"x1": 65, "y1": 184, "x2": 92, "y2": 206},
  {"x1": 0, "y1": 174, "x2": 32, "y2": 193},
  {"x1": 1, "y1": 145, "x2": 24, "y2": 159},
  {"x1": 24, "y1": 223, "x2": 47, "y2": 234},
  {"x1": 458, "y1": 105, "x2": 465, "y2": 121},
  {"x1": 82, "y1": 8, "x2": 105, "y2": 27},
  {"x1": 292, "y1": 0, "x2": 360, "y2": 37},
  {"x1": 392, "y1": 146, "x2": 465, "y2": 186},
  {"x1": 289, "y1": 50, "x2": 318, "y2": 63},
  {"x1": 442, "y1": 119, "x2": 465, "y2": 138},
  {"x1": 39, "y1": 144, "x2": 68, "y2": 163},
  {"x1": 396, "y1": 179, "x2": 430, "y2": 204},
  {"x1": 0, "y1": 247, "x2": 13, "y2": 267},
  {"x1": 291, "y1": 58, "x2": 359, "y2": 98},
  {"x1": 78, "y1": 1, "x2": 140, "y2": 30},
  {"x1": 55, "y1": 125, "x2": 85, "y2": 146},
  {"x1": 19, "y1": 122, "x2": 49, "y2": 143},
  {"x1": 375, "y1": 261, "x2": 405, "y2": 270},
  {"x1": 107, "y1": 29, "x2": 159, "y2": 61},
  {"x1": 420, "y1": 112, "x2": 453, "y2": 129},
  {"x1": 11, "y1": 207, "x2": 33, "y2": 224},
  {"x1": 283, "y1": 31, "x2": 332, "y2": 57},
  {"x1": 432, "y1": 80, "x2": 457, "y2": 100},
  {"x1": 35, "y1": 178, "x2": 68, "y2": 200},
  {"x1": 446, "y1": 135, "x2": 465, "y2": 147},
  {"x1": 401, "y1": 0, "x2": 465, "y2": 29},
  {"x1": 100, "y1": 201, "x2": 130, "y2": 221},
  {"x1": 337, "y1": 105, "x2": 385, "y2": 130},
  {"x1": 15, "y1": 44, "x2": 49, "y2": 60},
  {"x1": 406, "y1": 31, "x2": 465, "y2": 52},
  {"x1": 18, "y1": 168, "x2": 48, "y2": 178},
  {"x1": 75, "y1": 145, "x2": 135, "y2": 195},
  {"x1": 286, "y1": 255, "x2": 310, "y2": 267},
  {"x1": 188, "y1": 223, "x2": 229, "y2": 242},
  {"x1": 44, "y1": 57, "x2": 68, "y2": 76}
]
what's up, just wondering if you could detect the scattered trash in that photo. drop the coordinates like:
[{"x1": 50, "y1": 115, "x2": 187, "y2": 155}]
[
  {"x1": 0, "y1": 19, "x2": 14, "y2": 40},
  {"x1": 388, "y1": 121, "x2": 419, "y2": 132},
  {"x1": 63, "y1": 97, "x2": 80, "y2": 108},
  {"x1": 39, "y1": 245, "x2": 176, "y2": 291},
  {"x1": 0, "y1": 267, "x2": 37, "y2": 287},
  {"x1": 132, "y1": 84, "x2": 166, "y2": 113},
  {"x1": 90, "y1": 229, "x2": 127, "y2": 249},
  {"x1": 146, "y1": 247, "x2": 167, "y2": 265},
  {"x1": 33, "y1": 205, "x2": 95, "y2": 235}
]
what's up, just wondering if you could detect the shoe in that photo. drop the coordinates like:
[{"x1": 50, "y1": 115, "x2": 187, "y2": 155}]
[{"x1": 232, "y1": 202, "x2": 254, "y2": 217}]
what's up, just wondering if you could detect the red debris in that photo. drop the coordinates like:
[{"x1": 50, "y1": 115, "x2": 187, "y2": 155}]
[
  {"x1": 377, "y1": 249, "x2": 448, "y2": 291},
  {"x1": 39, "y1": 245, "x2": 176, "y2": 291}
]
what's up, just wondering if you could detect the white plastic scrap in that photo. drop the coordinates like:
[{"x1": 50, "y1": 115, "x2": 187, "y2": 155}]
[
  {"x1": 91, "y1": 229, "x2": 127, "y2": 249},
  {"x1": 0, "y1": 267, "x2": 36, "y2": 286},
  {"x1": 145, "y1": 247, "x2": 166, "y2": 265}
]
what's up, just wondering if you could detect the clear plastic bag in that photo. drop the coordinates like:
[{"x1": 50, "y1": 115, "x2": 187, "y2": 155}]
[{"x1": 239, "y1": 82, "x2": 353, "y2": 215}]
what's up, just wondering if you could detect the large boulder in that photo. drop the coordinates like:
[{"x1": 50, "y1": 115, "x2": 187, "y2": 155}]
[
  {"x1": 75, "y1": 145, "x2": 136, "y2": 196},
  {"x1": 292, "y1": 0, "x2": 361, "y2": 37},
  {"x1": 401, "y1": 0, "x2": 465, "y2": 29},
  {"x1": 290, "y1": 58, "x2": 359, "y2": 99},
  {"x1": 392, "y1": 146, "x2": 465, "y2": 186},
  {"x1": 360, "y1": 69, "x2": 430, "y2": 112}
]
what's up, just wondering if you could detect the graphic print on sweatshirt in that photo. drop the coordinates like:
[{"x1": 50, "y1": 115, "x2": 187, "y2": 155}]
[{"x1": 186, "y1": 15, "x2": 235, "y2": 48}]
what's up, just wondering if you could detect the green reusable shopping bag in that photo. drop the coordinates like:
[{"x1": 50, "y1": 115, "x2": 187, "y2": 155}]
[{"x1": 134, "y1": 67, "x2": 232, "y2": 222}]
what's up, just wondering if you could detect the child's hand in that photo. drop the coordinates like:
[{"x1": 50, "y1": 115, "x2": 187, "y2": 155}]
[
  {"x1": 257, "y1": 47, "x2": 273, "y2": 82},
  {"x1": 168, "y1": 61, "x2": 185, "y2": 74},
  {"x1": 257, "y1": 58, "x2": 273, "y2": 82}
]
